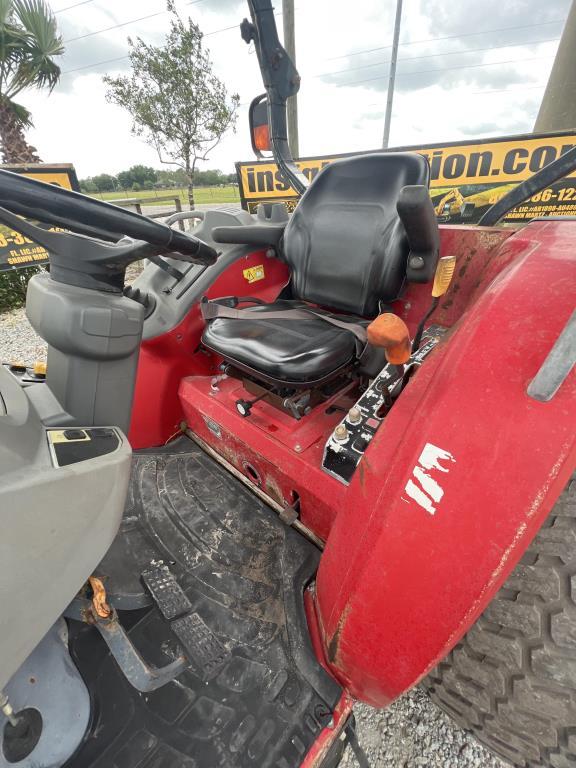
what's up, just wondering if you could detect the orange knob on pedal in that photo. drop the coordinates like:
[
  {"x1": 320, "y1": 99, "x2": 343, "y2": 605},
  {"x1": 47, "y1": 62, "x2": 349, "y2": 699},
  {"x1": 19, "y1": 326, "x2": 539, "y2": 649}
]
[{"x1": 367, "y1": 313, "x2": 412, "y2": 365}]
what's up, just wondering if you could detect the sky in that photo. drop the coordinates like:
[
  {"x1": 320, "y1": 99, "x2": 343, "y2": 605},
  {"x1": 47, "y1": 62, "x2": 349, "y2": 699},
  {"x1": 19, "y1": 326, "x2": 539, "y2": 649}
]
[{"x1": 21, "y1": 0, "x2": 573, "y2": 179}]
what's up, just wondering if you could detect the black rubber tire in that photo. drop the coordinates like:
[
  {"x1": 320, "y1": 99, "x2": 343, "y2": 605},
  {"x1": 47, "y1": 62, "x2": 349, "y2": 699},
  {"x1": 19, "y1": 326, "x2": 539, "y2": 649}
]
[{"x1": 424, "y1": 474, "x2": 576, "y2": 768}]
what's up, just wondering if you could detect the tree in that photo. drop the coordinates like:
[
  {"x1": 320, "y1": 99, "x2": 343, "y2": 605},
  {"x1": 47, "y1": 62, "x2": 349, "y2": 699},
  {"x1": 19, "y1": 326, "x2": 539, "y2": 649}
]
[
  {"x1": 91, "y1": 173, "x2": 117, "y2": 192},
  {"x1": 79, "y1": 179, "x2": 98, "y2": 193},
  {"x1": 104, "y1": 1, "x2": 238, "y2": 208},
  {"x1": 116, "y1": 170, "x2": 133, "y2": 190},
  {"x1": 130, "y1": 164, "x2": 157, "y2": 185},
  {"x1": 117, "y1": 164, "x2": 157, "y2": 189},
  {"x1": 0, "y1": 0, "x2": 63, "y2": 163}
]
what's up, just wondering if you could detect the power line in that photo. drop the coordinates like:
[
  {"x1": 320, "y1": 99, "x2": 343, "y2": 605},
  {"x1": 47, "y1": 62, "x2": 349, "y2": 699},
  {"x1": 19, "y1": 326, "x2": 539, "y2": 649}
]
[
  {"x1": 63, "y1": 0, "x2": 205, "y2": 44},
  {"x1": 315, "y1": 36, "x2": 560, "y2": 79},
  {"x1": 61, "y1": 54, "x2": 129, "y2": 74},
  {"x1": 54, "y1": 0, "x2": 97, "y2": 13},
  {"x1": 334, "y1": 54, "x2": 554, "y2": 89},
  {"x1": 60, "y1": 9, "x2": 282, "y2": 74},
  {"x1": 326, "y1": 19, "x2": 565, "y2": 61},
  {"x1": 470, "y1": 84, "x2": 546, "y2": 95},
  {"x1": 59, "y1": 12, "x2": 557, "y2": 86}
]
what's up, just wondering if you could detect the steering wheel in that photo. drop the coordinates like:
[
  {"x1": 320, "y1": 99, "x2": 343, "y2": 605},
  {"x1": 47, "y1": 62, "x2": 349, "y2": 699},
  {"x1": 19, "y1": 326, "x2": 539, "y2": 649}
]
[{"x1": 0, "y1": 170, "x2": 218, "y2": 292}]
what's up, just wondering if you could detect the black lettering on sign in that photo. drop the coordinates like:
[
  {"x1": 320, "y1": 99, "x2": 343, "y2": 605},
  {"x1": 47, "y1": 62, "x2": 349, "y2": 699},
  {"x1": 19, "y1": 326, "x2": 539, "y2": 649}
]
[
  {"x1": 530, "y1": 145, "x2": 556, "y2": 172},
  {"x1": 429, "y1": 151, "x2": 443, "y2": 181},
  {"x1": 274, "y1": 170, "x2": 290, "y2": 192},
  {"x1": 302, "y1": 166, "x2": 321, "y2": 182},
  {"x1": 503, "y1": 148, "x2": 528, "y2": 174},
  {"x1": 467, "y1": 151, "x2": 492, "y2": 177},
  {"x1": 247, "y1": 168, "x2": 256, "y2": 193},
  {"x1": 443, "y1": 154, "x2": 466, "y2": 179},
  {"x1": 256, "y1": 169, "x2": 275, "y2": 193}
]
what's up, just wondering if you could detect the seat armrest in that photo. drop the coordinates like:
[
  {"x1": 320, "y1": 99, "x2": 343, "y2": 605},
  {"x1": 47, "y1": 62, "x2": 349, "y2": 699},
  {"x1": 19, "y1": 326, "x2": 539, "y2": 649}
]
[
  {"x1": 212, "y1": 224, "x2": 285, "y2": 247},
  {"x1": 397, "y1": 185, "x2": 440, "y2": 283}
]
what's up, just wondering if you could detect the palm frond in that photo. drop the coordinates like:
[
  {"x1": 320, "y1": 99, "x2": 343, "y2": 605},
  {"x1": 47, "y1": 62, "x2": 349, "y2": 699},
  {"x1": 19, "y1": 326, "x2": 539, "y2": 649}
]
[
  {"x1": 14, "y1": 0, "x2": 63, "y2": 57},
  {"x1": 1, "y1": 0, "x2": 63, "y2": 96},
  {"x1": 0, "y1": 0, "x2": 15, "y2": 27},
  {"x1": 5, "y1": 97, "x2": 33, "y2": 126}
]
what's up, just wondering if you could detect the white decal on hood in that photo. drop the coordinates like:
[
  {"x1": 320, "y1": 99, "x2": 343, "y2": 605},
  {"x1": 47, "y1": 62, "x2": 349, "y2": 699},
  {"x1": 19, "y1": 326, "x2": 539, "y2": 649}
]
[{"x1": 402, "y1": 443, "x2": 455, "y2": 515}]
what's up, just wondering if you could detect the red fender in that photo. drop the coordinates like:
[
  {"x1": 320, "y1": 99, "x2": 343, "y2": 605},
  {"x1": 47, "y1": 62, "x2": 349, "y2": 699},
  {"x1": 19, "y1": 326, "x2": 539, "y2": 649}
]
[{"x1": 315, "y1": 220, "x2": 576, "y2": 707}]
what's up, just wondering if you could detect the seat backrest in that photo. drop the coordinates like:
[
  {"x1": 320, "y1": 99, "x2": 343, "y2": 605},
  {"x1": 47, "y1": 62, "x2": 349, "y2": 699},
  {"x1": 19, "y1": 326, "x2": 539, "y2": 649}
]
[{"x1": 282, "y1": 152, "x2": 430, "y2": 317}]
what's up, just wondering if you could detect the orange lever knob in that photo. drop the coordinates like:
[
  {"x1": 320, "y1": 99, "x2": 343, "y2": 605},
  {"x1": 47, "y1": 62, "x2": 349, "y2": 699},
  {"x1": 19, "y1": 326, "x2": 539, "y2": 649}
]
[{"x1": 366, "y1": 313, "x2": 412, "y2": 365}]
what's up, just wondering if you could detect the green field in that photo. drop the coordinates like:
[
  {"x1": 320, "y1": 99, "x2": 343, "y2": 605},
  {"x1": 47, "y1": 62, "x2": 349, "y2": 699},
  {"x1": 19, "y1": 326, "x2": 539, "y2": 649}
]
[{"x1": 92, "y1": 185, "x2": 240, "y2": 206}]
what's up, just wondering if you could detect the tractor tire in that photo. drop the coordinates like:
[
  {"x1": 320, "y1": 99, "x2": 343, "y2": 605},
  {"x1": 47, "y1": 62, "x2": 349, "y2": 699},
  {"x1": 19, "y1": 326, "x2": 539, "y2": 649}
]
[{"x1": 424, "y1": 474, "x2": 576, "y2": 768}]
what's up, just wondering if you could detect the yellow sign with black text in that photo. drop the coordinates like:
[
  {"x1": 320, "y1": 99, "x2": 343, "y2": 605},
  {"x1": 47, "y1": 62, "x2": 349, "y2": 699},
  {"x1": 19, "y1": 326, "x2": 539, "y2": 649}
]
[
  {"x1": 0, "y1": 164, "x2": 80, "y2": 271},
  {"x1": 243, "y1": 264, "x2": 265, "y2": 283},
  {"x1": 236, "y1": 131, "x2": 576, "y2": 223}
]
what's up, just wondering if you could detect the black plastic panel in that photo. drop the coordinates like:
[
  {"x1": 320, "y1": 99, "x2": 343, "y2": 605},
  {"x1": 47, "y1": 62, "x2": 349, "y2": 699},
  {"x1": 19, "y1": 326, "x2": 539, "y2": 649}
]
[
  {"x1": 47, "y1": 427, "x2": 121, "y2": 467},
  {"x1": 322, "y1": 326, "x2": 447, "y2": 484}
]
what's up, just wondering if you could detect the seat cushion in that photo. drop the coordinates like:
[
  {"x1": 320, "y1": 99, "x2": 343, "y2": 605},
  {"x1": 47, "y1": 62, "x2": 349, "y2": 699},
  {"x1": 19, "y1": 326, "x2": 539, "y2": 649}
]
[{"x1": 202, "y1": 301, "x2": 361, "y2": 384}]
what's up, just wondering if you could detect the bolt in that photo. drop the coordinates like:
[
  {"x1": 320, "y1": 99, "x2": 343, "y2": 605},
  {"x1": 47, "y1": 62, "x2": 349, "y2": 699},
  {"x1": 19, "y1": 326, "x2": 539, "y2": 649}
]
[
  {"x1": 347, "y1": 406, "x2": 362, "y2": 425},
  {"x1": 0, "y1": 691, "x2": 20, "y2": 728},
  {"x1": 334, "y1": 424, "x2": 349, "y2": 443},
  {"x1": 409, "y1": 255, "x2": 425, "y2": 270}
]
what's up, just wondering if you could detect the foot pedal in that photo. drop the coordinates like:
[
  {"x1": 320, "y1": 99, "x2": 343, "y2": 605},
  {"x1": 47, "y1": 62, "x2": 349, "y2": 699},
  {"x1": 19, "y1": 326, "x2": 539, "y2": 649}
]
[
  {"x1": 171, "y1": 613, "x2": 230, "y2": 681},
  {"x1": 142, "y1": 565, "x2": 231, "y2": 682},
  {"x1": 142, "y1": 565, "x2": 192, "y2": 620}
]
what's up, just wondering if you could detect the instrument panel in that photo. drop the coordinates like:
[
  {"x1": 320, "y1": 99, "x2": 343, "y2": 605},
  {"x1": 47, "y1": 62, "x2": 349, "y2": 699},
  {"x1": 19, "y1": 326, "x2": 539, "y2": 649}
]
[{"x1": 322, "y1": 326, "x2": 446, "y2": 484}]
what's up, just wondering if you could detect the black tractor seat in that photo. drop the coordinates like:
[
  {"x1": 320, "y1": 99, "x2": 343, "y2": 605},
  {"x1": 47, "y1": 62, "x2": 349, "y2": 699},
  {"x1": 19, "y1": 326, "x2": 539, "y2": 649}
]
[
  {"x1": 202, "y1": 152, "x2": 438, "y2": 388},
  {"x1": 203, "y1": 300, "x2": 369, "y2": 386}
]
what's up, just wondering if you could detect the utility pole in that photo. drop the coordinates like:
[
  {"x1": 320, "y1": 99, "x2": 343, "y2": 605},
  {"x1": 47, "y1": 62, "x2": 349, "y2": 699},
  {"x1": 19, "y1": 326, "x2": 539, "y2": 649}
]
[
  {"x1": 382, "y1": 0, "x2": 403, "y2": 149},
  {"x1": 534, "y1": 0, "x2": 576, "y2": 133},
  {"x1": 283, "y1": 0, "x2": 299, "y2": 158}
]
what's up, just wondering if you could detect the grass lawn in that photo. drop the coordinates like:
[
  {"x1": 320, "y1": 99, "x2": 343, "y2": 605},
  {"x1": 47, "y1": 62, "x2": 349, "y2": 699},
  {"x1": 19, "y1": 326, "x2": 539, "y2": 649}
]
[{"x1": 92, "y1": 185, "x2": 240, "y2": 206}]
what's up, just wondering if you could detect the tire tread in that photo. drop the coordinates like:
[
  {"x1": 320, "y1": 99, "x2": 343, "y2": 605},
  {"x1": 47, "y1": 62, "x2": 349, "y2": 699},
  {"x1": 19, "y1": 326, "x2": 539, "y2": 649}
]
[{"x1": 424, "y1": 474, "x2": 576, "y2": 767}]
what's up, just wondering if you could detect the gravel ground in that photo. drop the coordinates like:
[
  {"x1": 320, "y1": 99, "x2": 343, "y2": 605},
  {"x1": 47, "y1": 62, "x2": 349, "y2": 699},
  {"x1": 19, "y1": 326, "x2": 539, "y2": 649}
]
[
  {"x1": 341, "y1": 691, "x2": 506, "y2": 767},
  {"x1": 0, "y1": 305, "x2": 507, "y2": 768}
]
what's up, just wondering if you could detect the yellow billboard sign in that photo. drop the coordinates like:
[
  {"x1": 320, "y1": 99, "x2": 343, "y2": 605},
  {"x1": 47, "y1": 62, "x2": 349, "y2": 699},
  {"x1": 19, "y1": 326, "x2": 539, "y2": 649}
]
[
  {"x1": 236, "y1": 131, "x2": 576, "y2": 223},
  {"x1": 0, "y1": 164, "x2": 79, "y2": 271}
]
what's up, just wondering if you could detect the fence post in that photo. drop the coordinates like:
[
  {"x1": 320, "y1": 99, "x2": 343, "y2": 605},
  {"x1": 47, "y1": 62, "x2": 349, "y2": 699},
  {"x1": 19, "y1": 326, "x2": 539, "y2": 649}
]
[{"x1": 175, "y1": 196, "x2": 184, "y2": 231}]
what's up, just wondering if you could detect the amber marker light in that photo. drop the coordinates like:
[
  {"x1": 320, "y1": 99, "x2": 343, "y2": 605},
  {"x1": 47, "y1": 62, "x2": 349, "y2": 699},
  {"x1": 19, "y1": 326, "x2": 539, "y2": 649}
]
[{"x1": 432, "y1": 255, "x2": 457, "y2": 298}]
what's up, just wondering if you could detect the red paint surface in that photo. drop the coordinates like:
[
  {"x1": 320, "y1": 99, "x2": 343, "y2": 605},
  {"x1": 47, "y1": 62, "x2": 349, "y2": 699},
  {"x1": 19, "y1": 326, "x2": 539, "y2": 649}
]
[
  {"x1": 315, "y1": 220, "x2": 576, "y2": 706},
  {"x1": 179, "y1": 375, "x2": 352, "y2": 541},
  {"x1": 301, "y1": 692, "x2": 355, "y2": 768},
  {"x1": 129, "y1": 250, "x2": 289, "y2": 448},
  {"x1": 392, "y1": 225, "x2": 514, "y2": 333}
]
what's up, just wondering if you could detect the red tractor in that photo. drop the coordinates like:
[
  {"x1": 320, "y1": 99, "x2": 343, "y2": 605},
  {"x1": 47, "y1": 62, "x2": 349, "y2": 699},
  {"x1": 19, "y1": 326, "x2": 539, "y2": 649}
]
[{"x1": 0, "y1": 2, "x2": 574, "y2": 767}]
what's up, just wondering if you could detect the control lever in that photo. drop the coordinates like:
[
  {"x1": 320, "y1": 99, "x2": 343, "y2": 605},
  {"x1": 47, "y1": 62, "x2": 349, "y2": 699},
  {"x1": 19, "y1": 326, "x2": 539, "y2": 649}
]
[
  {"x1": 367, "y1": 313, "x2": 412, "y2": 378},
  {"x1": 0, "y1": 205, "x2": 205, "y2": 292}
]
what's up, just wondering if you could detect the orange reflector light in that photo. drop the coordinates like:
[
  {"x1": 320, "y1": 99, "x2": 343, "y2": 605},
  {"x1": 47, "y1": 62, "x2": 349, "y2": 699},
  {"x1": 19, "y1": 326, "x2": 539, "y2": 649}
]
[
  {"x1": 253, "y1": 123, "x2": 271, "y2": 152},
  {"x1": 33, "y1": 361, "x2": 47, "y2": 376},
  {"x1": 367, "y1": 313, "x2": 412, "y2": 365},
  {"x1": 432, "y1": 255, "x2": 457, "y2": 298}
]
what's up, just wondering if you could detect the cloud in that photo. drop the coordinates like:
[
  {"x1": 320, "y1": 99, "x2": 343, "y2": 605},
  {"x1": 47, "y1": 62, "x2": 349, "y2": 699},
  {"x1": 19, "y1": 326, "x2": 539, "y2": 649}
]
[
  {"x1": 55, "y1": 38, "x2": 130, "y2": 93},
  {"x1": 201, "y1": 0, "x2": 244, "y2": 11},
  {"x1": 424, "y1": 0, "x2": 570, "y2": 44},
  {"x1": 317, "y1": 0, "x2": 569, "y2": 95}
]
